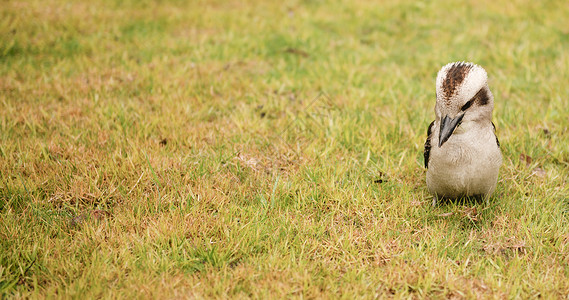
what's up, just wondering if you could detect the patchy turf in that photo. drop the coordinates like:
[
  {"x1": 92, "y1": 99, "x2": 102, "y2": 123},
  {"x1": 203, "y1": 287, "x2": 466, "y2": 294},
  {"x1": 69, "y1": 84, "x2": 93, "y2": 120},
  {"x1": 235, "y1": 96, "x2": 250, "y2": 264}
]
[{"x1": 1, "y1": 0, "x2": 569, "y2": 298}]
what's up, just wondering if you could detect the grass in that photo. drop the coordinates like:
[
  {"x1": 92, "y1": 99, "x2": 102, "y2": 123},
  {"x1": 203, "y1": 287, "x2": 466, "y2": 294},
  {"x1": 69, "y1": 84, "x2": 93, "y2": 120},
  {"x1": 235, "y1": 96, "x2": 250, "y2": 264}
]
[{"x1": 1, "y1": 0, "x2": 569, "y2": 298}]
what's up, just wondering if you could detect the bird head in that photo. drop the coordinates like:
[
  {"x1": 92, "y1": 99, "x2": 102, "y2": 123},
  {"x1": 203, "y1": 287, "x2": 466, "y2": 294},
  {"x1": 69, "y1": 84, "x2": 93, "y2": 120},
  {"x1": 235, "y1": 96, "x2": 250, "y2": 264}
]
[{"x1": 434, "y1": 62, "x2": 494, "y2": 147}]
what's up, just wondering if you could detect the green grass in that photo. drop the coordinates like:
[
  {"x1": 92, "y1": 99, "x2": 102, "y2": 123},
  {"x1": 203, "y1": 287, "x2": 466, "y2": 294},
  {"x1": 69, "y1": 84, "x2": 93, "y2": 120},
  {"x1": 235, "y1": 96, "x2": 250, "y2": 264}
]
[{"x1": 1, "y1": 0, "x2": 569, "y2": 298}]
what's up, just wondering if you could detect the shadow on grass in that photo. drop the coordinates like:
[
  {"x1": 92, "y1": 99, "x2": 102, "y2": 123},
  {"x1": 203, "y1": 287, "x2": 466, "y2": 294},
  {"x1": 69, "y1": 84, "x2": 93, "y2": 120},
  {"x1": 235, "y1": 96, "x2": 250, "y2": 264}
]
[
  {"x1": 425, "y1": 195, "x2": 502, "y2": 231},
  {"x1": 434, "y1": 195, "x2": 488, "y2": 206}
]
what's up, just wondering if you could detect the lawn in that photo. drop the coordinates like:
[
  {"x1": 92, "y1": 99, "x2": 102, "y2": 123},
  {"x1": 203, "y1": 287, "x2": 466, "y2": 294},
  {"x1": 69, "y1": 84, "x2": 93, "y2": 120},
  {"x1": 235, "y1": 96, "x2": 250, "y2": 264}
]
[{"x1": 1, "y1": 0, "x2": 569, "y2": 298}]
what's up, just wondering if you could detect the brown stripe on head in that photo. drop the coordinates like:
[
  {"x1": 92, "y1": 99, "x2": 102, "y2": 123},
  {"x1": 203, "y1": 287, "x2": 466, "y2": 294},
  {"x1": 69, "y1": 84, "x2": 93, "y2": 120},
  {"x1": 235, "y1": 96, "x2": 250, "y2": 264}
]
[
  {"x1": 442, "y1": 62, "x2": 474, "y2": 100},
  {"x1": 473, "y1": 87, "x2": 490, "y2": 106}
]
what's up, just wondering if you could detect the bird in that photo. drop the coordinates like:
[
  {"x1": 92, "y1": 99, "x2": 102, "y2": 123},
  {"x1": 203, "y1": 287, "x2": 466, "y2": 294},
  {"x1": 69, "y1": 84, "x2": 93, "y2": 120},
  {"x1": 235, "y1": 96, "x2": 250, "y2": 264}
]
[{"x1": 424, "y1": 62, "x2": 502, "y2": 204}]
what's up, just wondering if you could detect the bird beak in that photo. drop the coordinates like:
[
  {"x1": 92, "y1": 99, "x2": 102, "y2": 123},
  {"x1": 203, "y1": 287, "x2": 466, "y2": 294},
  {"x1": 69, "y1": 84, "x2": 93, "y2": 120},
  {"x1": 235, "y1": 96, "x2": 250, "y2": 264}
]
[{"x1": 438, "y1": 113, "x2": 465, "y2": 147}]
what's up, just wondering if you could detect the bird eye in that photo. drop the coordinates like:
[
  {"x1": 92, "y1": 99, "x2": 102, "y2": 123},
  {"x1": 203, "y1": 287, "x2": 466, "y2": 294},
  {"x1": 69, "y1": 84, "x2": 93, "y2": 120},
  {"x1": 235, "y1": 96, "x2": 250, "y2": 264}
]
[{"x1": 460, "y1": 99, "x2": 474, "y2": 111}]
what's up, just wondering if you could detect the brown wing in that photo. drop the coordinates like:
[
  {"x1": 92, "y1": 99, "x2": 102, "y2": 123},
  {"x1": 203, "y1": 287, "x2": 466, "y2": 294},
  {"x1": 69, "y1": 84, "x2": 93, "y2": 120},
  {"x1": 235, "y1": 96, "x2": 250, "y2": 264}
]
[
  {"x1": 424, "y1": 121, "x2": 435, "y2": 168},
  {"x1": 492, "y1": 122, "x2": 500, "y2": 148}
]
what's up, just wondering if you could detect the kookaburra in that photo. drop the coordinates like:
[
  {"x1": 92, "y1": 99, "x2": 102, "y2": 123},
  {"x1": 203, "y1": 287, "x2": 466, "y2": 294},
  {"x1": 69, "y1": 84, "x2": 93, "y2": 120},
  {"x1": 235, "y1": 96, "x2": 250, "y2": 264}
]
[{"x1": 424, "y1": 62, "x2": 502, "y2": 203}]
